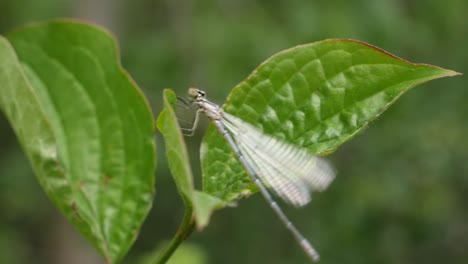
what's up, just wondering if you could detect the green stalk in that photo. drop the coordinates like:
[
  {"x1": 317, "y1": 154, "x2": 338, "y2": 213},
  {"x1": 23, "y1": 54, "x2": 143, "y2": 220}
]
[{"x1": 151, "y1": 198, "x2": 195, "y2": 264}]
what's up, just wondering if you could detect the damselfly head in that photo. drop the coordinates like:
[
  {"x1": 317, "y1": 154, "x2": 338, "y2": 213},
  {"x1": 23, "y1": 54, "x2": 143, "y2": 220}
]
[{"x1": 188, "y1": 87, "x2": 206, "y2": 100}]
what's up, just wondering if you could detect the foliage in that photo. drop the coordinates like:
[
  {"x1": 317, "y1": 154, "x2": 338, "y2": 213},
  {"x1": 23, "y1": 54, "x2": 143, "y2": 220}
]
[
  {"x1": 0, "y1": 1, "x2": 466, "y2": 263},
  {"x1": 200, "y1": 40, "x2": 458, "y2": 203},
  {"x1": 0, "y1": 21, "x2": 156, "y2": 263}
]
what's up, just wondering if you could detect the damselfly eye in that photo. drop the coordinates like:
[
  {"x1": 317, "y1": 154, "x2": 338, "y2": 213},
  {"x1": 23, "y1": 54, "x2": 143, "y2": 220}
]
[
  {"x1": 188, "y1": 87, "x2": 200, "y2": 99},
  {"x1": 187, "y1": 87, "x2": 206, "y2": 99}
]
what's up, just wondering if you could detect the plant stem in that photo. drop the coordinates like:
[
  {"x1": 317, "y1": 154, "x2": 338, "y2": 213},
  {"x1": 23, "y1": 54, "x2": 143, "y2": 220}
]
[{"x1": 151, "y1": 201, "x2": 195, "y2": 264}]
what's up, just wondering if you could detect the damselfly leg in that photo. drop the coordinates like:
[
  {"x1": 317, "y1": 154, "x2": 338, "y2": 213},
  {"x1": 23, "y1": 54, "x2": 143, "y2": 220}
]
[{"x1": 176, "y1": 96, "x2": 202, "y2": 136}]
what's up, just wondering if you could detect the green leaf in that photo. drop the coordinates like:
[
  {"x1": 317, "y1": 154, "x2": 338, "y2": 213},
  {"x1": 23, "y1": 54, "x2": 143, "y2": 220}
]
[
  {"x1": 153, "y1": 88, "x2": 224, "y2": 264},
  {"x1": 192, "y1": 190, "x2": 226, "y2": 228},
  {"x1": 201, "y1": 39, "x2": 461, "y2": 203},
  {"x1": 0, "y1": 21, "x2": 156, "y2": 263},
  {"x1": 156, "y1": 89, "x2": 224, "y2": 229},
  {"x1": 156, "y1": 90, "x2": 194, "y2": 203}
]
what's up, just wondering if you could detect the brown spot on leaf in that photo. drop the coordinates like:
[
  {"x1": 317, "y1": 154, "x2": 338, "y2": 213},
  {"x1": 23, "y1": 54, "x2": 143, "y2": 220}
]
[
  {"x1": 71, "y1": 202, "x2": 82, "y2": 221},
  {"x1": 103, "y1": 174, "x2": 111, "y2": 186},
  {"x1": 78, "y1": 181, "x2": 85, "y2": 191}
]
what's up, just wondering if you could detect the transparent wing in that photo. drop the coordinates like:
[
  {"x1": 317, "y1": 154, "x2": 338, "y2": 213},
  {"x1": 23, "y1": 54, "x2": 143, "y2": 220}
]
[{"x1": 222, "y1": 112, "x2": 335, "y2": 207}]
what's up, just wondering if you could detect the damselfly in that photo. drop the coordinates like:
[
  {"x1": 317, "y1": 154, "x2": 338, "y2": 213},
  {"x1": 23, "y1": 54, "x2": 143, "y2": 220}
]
[{"x1": 180, "y1": 87, "x2": 335, "y2": 261}]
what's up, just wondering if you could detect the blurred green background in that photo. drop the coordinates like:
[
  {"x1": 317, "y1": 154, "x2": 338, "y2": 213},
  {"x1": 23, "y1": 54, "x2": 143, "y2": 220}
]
[{"x1": 0, "y1": 0, "x2": 466, "y2": 263}]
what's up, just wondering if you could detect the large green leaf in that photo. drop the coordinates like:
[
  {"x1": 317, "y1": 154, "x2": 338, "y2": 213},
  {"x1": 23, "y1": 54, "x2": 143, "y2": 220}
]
[
  {"x1": 0, "y1": 21, "x2": 156, "y2": 263},
  {"x1": 201, "y1": 39, "x2": 460, "y2": 202}
]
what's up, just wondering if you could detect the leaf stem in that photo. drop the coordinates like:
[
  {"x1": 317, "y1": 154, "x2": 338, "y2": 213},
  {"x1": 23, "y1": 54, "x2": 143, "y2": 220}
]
[{"x1": 151, "y1": 199, "x2": 195, "y2": 264}]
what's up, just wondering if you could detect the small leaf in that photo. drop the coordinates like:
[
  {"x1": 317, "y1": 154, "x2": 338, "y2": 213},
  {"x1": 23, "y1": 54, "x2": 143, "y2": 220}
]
[
  {"x1": 156, "y1": 89, "x2": 224, "y2": 229},
  {"x1": 156, "y1": 89, "x2": 194, "y2": 202},
  {"x1": 192, "y1": 191, "x2": 226, "y2": 229},
  {"x1": 1, "y1": 21, "x2": 156, "y2": 263},
  {"x1": 201, "y1": 39, "x2": 461, "y2": 203}
]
